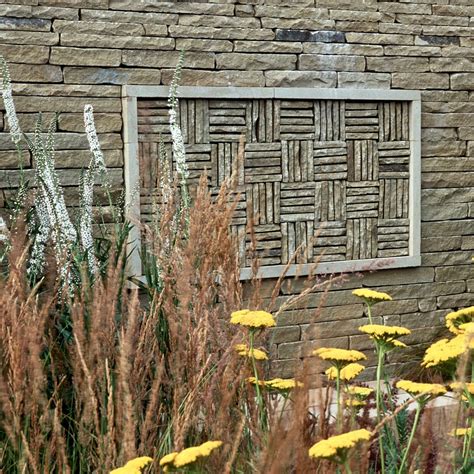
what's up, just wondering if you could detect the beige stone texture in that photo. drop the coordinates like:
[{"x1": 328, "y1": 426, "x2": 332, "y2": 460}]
[
  {"x1": 234, "y1": 40, "x2": 302, "y2": 54},
  {"x1": 123, "y1": 50, "x2": 214, "y2": 69},
  {"x1": 367, "y1": 57, "x2": 430, "y2": 72},
  {"x1": 58, "y1": 113, "x2": 122, "y2": 133},
  {"x1": 168, "y1": 25, "x2": 274, "y2": 41},
  {"x1": 50, "y1": 47, "x2": 122, "y2": 67},
  {"x1": 60, "y1": 33, "x2": 174, "y2": 49},
  {"x1": 53, "y1": 19, "x2": 145, "y2": 36},
  {"x1": 392, "y1": 72, "x2": 449, "y2": 89},
  {"x1": 80, "y1": 9, "x2": 177, "y2": 25},
  {"x1": 0, "y1": 30, "x2": 58, "y2": 45},
  {"x1": 64, "y1": 67, "x2": 162, "y2": 85},
  {"x1": 0, "y1": 44, "x2": 50, "y2": 64},
  {"x1": 7, "y1": 64, "x2": 62, "y2": 83},
  {"x1": 176, "y1": 38, "x2": 233, "y2": 52},
  {"x1": 160, "y1": 69, "x2": 265, "y2": 87},
  {"x1": 216, "y1": 53, "x2": 297, "y2": 71},
  {"x1": 264, "y1": 71, "x2": 336, "y2": 88},
  {"x1": 299, "y1": 54, "x2": 365, "y2": 71},
  {"x1": 346, "y1": 33, "x2": 414, "y2": 45}
]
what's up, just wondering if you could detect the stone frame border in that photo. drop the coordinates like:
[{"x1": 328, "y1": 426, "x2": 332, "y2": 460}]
[{"x1": 122, "y1": 86, "x2": 421, "y2": 281}]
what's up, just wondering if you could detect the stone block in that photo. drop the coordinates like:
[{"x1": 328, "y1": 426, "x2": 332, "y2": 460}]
[
  {"x1": 392, "y1": 73, "x2": 449, "y2": 89},
  {"x1": 451, "y1": 73, "x2": 474, "y2": 90},
  {"x1": 142, "y1": 24, "x2": 170, "y2": 36},
  {"x1": 422, "y1": 202, "x2": 468, "y2": 220},
  {"x1": 468, "y1": 279, "x2": 474, "y2": 294},
  {"x1": 422, "y1": 26, "x2": 474, "y2": 37},
  {"x1": 423, "y1": 102, "x2": 474, "y2": 113},
  {"x1": 371, "y1": 299, "x2": 419, "y2": 316},
  {"x1": 422, "y1": 220, "x2": 474, "y2": 236},
  {"x1": 299, "y1": 54, "x2": 365, "y2": 71},
  {"x1": 384, "y1": 45, "x2": 441, "y2": 56},
  {"x1": 422, "y1": 250, "x2": 474, "y2": 267},
  {"x1": 417, "y1": 298, "x2": 438, "y2": 313},
  {"x1": 176, "y1": 38, "x2": 233, "y2": 52},
  {"x1": 268, "y1": 359, "x2": 297, "y2": 379},
  {"x1": 53, "y1": 19, "x2": 145, "y2": 36},
  {"x1": 278, "y1": 304, "x2": 365, "y2": 326},
  {"x1": 122, "y1": 50, "x2": 214, "y2": 69},
  {"x1": 367, "y1": 57, "x2": 430, "y2": 72},
  {"x1": 262, "y1": 18, "x2": 335, "y2": 30},
  {"x1": 32, "y1": 6, "x2": 79, "y2": 20},
  {"x1": 110, "y1": 0, "x2": 234, "y2": 14},
  {"x1": 1, "y1": 5, "x2": 34, "y2": 17},
  {"x1": 254, "y1": 5, "x2": 329, "y2": 19},
  {"x1": 435, "y1": 264, "x2": 473, "y2": 282},
  {"x1": 0, "y1": 31, "x2": 59, "y2": 45},
  {"x1": 461, "y1": 236, "x2": 474, "y2": 250},
  {"x1": 5, "y1": 97, "x2": 121, "y2": 113},
  {"x1": 346, "y1": 33, "x2": 414, "y2": 45},
  {"x1": 60, "y1": 33, "x2": 174, "y2": 49},
  {"x1": 12, "y1": 83, "x2": 120, "y2": 97},
  {"x1": 270, "y1": 326, "x2": 301, "y2": 344},
  {"x1": 275, "y1": 29, "x2": 344, "y2": 43},
  {"x1": 178, "y1": 14, "x2": 260, "y2": 28},
  {"x1": 329, "y1": 9, "x2": 384, "y2": 22},
  {"x1": 355, "y1": 267, "x2": 435, "y2": 287},
  {"x1": 304, "y1": 317, "x2": 380, "y2": 339},
  {"x1": 55, "y1": 149, "x2": 123, "y2": 168},
  {"x1": 421, "y1": 237, "x2": 462, "y2": 252},
  {"x1": 265, "y1": 71, "x2": 336, "y2": 88},
  {"x1": 431, "y1": 58, "x2": 474, "y2": 72},
  {"x1": 39, "y1": 0, "x2": 107, "y2": 7},
  {"x1": 7, "y1": 64, "x2": 62, "y2": 83},
  {"x1": 433, "y1": 5, "x2": 474, "y2": 16},
  {"x1": 378, "y1": 2, "x2": 431, "y2": 14},
  {"x1": 81, "y1": 9, "x2": 178, "y2": 25},
  {"x1": 378, "y1": 23, "x2": 422, "y2": 35},
  {"x1": 338, "y1": 72, "x2": 391, "y2": 89},
  {"x1": 422, "y1": 91, "x2": 468, "y2": 101},
  {"x1": 50, "y1": 47, "x2": 121, "y2": 67},
  {"x1": 422, "y1": 172, "x2": 474, "y2": 188},
  {"x1": 234, "y1": 40, "x2": 302, "y2": 54},
  {"x1": 441, "y1": 47, "x2": 474, "y2": 58},
  {"x1": 216, "y1": 53, "x2": 296, "y2": 71},
  {"x1": 423, "y1": 113, "x2": 474, "y2": 127},
  {"x1": 421, "y1": 141, "x2": 466, "y2": 157},
  {"x1": 58, "y1": 113, "x2": 122, "y2": 133},
  {"x1": 415, "y1": 35, "x2": 459, "y2": 46},
  {"x1": 389, "y1": 281, "x2": 466, "y2": 301},
  {"x1": 437, "y1": 294, "x2": 474, "y2": 309},
  {"x1": 64, "y1": 67, "x2": 161, "y2": 85},
  {"x1": 421, "y1": 128, "x2": 457, "y2": 141},
  {"x1": 160, "y1": 69, "x2": 265, "y2": 87},
  {"x1": 336, "y1": 21, "x2": 379, "y2": 33},
  {"x1": 0, "y1": 150, "x2": 31, "y2": 169},
  {"x1": 459, "y1": 128, "x2": 474, "y2": 140},
  {"x1": 0, "y1": 17, "x2": 50, "y2": 31},
  {"x1": 0, "y1": 44, "x2": 49, "y2": 64},
  {"x1": 168, "y1": 25, "x2": 274, "y2": 41},
  {"x1": 303, "y1": 43, "x2": 383, "y2": 56}
]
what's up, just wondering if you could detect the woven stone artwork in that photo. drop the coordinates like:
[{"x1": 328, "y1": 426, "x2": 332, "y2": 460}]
[{"x1": 136, "y1": 97, "x2": 412, "y2": 275}]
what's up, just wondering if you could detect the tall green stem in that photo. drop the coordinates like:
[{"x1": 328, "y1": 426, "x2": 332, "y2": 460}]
[
  {"x1": 398, "y1": 403, "x2": 421, "y2": 474},
  {"x1": 376, "y1": 346, "x2": 386, "y2": 474},
  {"x1": 249, "y1": 330, "x2": 266, "y2": 430},
  {"x1": 342, "y1": 457, "x2": 352, "y2": 474}
]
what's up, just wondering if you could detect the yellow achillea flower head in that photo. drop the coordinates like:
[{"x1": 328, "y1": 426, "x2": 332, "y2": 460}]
[
  {"x1": 445, "y1": 306, "x2": 474, "y2": 334},
  {"x1": 308, "y1": 429, "x2": 372, "y2": 460},
  {"x1": 422, "y1": 336, "x2": 470, "y2": 368},
  {"x1": 345, "y1": 399, "x2": 365, "y2": 408},
  {"x1": 450, "y1": 382, "x2": 474, "y2": 394},
  {"x1": 234, "y1": 343, "x2": 268, "y2": 360},
  {"x1": 264, "y1": 378, "x2": 303, "y2": 391},
  {"x1": 110, "y1": 456, "x2": 153, "y2": 474},
  {"x1": 230, "y1": 309, "x2": 276, "y2": 329},
  {"x1": 314, "y1": 347, "x2": 367, "y2": 365},
  {"x1": 396, "y1": 380, "x2": 446, "y2": 398},
  {"x1": 359, "y1": 324, "x2": 410, "y2": 350},
  {"x1": 325, "y1": 363, "x2": 365, "y2": 381},
  {"x1": 352, "y1": 288, "x2": 392, "y2": 305},
  {"x1": 160, "y1": 441, "x2": 223, "y2": 470},
  {"x1": 247, "y1": 376, "x2": 265, "y2": 386},
  {"x1": 450, "y1": 428, "x2": 472, "y2": 437},
  {"x1": 346, "y1": 386, "x2": 373, "y2": 397}
]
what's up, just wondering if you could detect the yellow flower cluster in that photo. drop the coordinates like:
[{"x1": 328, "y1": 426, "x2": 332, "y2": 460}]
[
  {"x1": 308, "y1": 429, "x2": 372, "y2": 460},
  {"x1": 446, "y1": 306, "x2": 474, "y2": 334},
  {"x1": 110, "y1": 457, "x2": 153, "y2": 474},
  {"x1": 314, "y1": 347, "x2": 367, "y2": 364},
  {"x1": 422, "y1": 333, "x2": 473, "y2": 368},
  {"x1": 346, "y1": 386, "x2": 373, "y2": 397},
  {"x1": 359, "y1": 324, "x2": 410, "y2": 349},
  {"x1": 160, "y1": 441, "x2": 222, "y2": 471},
  {"x1": 234, "y1": 343, "x2": 268, "y2": 360},
  {"x1": 396, "y1": 380, "x2": 446, "y2": 397},
  {"x1": 247, "y1": 377, "x2": 302, "y2": 390},
  {"x1": 230, "y1": 310, "x2": 276, "y2": 328},
  {"x1": 325, "y1": 363, "x2": 365, "y2": 381},
  {"x1": 451, "y1": 382, "x2": 474, "y2": 395},
  {"x1": 450, "y1": 428, "x2": 472, "y2": 437},
  {"x1": 352, "y1": 288, "x2": 392, "y2": 305}
]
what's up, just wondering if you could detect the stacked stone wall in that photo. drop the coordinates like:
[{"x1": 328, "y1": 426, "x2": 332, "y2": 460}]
[{"x1": 0, "y1": 0, "x2": 473, "y2": 378}]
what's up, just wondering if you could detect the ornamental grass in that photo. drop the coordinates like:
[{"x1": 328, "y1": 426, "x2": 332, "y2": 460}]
[{"x1": 0, "y1": 56, "x2": 473, "y2": 474}]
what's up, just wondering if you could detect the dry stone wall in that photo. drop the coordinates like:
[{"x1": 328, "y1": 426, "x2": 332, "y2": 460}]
[{"x1": 0, "y1": 0, "x2": 473, "y2": 379}]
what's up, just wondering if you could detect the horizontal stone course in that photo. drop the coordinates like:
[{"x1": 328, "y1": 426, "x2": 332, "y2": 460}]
[
  {"x1": 216, "y1": 53, "x2": 297, "y2": 70},
  {"x1": 50, "y1": 47, "x2": 122, "y2": 67}
]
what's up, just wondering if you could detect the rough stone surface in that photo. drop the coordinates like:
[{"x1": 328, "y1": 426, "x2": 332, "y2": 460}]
[
  {"x1": 50, "y1": 47, "x2": 122, "y2": 67},
  {"x1": 338, "y1": 72, "x2": 391, "y2": 88},
  {"x1": 299, "y1": 54, "x2": 366, "y2": 71},
  {"x1": 264, "y1": 71, "x2": 336, "y2": 87},
  {"x1": 64, "y1": 67, "x2": 162, "y2": 85},
  {"x1": 216, "y1": 53, "x2": 296, "y2": 71}
]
